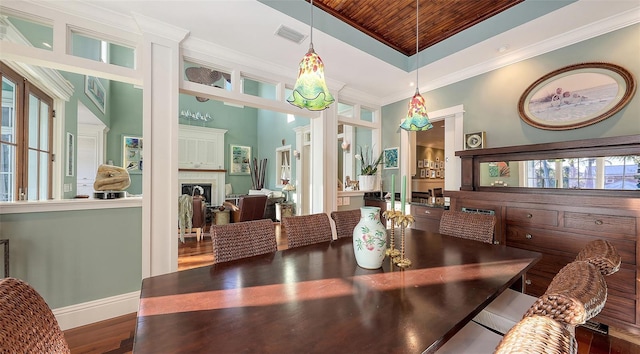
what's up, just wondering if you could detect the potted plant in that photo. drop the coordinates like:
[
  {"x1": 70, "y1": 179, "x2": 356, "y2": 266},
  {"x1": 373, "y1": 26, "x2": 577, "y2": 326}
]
[{"x1": 355, "y1": 145, "x2": 384, "y2": 191}]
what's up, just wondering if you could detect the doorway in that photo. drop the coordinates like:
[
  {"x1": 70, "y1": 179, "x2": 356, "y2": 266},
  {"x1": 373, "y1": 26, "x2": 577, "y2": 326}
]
[{"x1": 76, "y1": 101, "x2": 107, "y2": 196}]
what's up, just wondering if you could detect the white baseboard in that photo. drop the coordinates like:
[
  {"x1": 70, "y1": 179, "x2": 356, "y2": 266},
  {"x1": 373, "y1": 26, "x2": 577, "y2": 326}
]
[{"x1": 52, "y1": 291, "x2": 140, "y2": 330}]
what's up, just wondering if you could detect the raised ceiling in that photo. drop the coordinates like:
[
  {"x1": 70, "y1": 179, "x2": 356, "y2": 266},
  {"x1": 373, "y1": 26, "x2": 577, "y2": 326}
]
[{"x1": 312, "y1": 0, "x2": 523, "y2": 56}]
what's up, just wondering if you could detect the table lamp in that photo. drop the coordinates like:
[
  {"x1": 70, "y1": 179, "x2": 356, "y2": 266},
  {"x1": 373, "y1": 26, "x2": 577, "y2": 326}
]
[{"x1": 282, "y1": 183, "x2": 296, "y2": 203}]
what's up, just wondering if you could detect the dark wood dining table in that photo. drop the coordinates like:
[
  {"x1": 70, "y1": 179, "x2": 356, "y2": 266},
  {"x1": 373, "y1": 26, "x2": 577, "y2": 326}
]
[{"x1": 133, "y1": 229, "x2": 540, "y2": 353}]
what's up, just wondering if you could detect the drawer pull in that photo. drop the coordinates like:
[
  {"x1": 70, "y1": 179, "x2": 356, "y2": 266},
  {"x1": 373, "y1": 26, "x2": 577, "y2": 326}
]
[
  {"x1": 525, "y1": 279, "x2": 532, "y2": 285},
  {"x1": 424, "y1": 210, "x2": 430, "y2": 214},
  {"x1": 526, "y1": 213, "x2": 533, "y2": 218},
  {"x1": 525, "y1": 233, "x2": 532, "y2": 239},
  {"x1": 594, "y1": 219, "x2": 603, "y2": 225}
]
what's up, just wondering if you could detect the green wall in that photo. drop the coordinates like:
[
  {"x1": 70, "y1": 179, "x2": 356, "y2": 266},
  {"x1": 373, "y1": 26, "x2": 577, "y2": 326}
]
[
  {"x1": 0, "y1": 207, "x2": 142, "y2": 308},
  {"x1": 107, "y1": 81, "x2": 143, "y2": 195},
  {"x1": 179, "y1": 93, "x2": 259, "y2": 194},
  {"x1": 381, "y1": 24, "x2": 640, "y2": 191},
  {"x1": 256, "y1": 111, "x2": 309, "y2": 191}
]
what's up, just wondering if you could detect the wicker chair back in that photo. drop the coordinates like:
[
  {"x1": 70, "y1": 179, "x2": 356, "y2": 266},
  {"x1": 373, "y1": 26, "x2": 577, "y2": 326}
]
[
  {"x1": 0, "y1": 277, "x2": 70, "y2": 353},
  {"x1": 525, "y1": 260, "x2": 607, "y2": 325},
  {"x1": 211, "y1": 219, "x2": 277, "y2": 264},
  {"x1": 330, "y1": 209, "x2": 361, "y2": 239},
  {"x1": 438, "y1": 210, "x2": 496, "y2": 244},
  {"x1": 494, "y1": 315, "x2": 577, "y2": 354},
  {"x1": 575, "y1": 239, "x2": 621, "y2": 276},
  {"x1": 283, "y1": 213, "x2": 333, "y2": 248}
]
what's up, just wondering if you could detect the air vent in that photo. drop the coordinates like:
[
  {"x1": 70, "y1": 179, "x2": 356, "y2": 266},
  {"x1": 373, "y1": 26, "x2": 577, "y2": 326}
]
[{"x1": 275, "y1": 25, "x2": 307, "y2": 44}]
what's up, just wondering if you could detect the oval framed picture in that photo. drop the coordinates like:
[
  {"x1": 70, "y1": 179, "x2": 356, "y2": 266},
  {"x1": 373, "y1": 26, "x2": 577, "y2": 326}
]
[{"x1": 518, "y1": 62, "x2": 636, "y2": 130}]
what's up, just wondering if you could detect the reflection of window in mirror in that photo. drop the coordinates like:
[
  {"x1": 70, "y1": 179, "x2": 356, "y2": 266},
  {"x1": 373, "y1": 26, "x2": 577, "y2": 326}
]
[{"x1": 480, "y1": 155, "x2": 640, "y2": 190}]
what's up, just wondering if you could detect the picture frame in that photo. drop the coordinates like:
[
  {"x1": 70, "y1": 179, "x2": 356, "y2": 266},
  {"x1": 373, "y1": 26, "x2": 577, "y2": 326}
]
[
  {"x1": 423, "y1": 159, "x2": 428, "y2": 167},
  {"x1": 123, "y1": 135, "x2": 143, "y2": 173},
  {"x1": 66, "y1": 132, "x2": 74, "y2": 177},
  {"x1": 436, "y1": 170, "x2": 442, "y2": 178},
  {"x1": 230, "y1": 144, "x2": 251, "y2": 175},
  {"x1": 518, "y1": 62, "x2": 636, "y2": 130},
  {"x1": 429, "y1": 161, "x2": 435, "y2": 169},
  {"x1": 417, "y1": 160, "x2": 423, "y2": 168},
  {"x1": 420, "y1": 169, "x2": 426, "y2": 178},
  {"x1": 85, "y1": 75, "x2": 106, "y2": 113},
  {"x1": 430, "y1": 170, "x2": 436, "y2": 178},
  {"x1": 383, "y1": 147, "x2": 399, "y2": 169}
]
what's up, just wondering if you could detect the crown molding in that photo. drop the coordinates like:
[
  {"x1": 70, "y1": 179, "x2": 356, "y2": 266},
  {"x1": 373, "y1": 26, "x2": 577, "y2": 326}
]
[
  {"x1": 380, "y1": 7, "x2": 640, "y2": 106},
  {"x1": 131, "y1": 12, "x2": 189, "y2": 44}
]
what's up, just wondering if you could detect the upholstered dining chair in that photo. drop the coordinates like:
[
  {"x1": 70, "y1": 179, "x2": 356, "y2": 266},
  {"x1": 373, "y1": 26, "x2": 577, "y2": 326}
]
[
  {"x1": 438, "y1": 210, "x2": 496, "y2": 244},
  {"x1": 525, "y1": 260, "x2": 608, "y2": 326},
  {"x1": 0, "y1": 277, "x2": 71, "y2": 353},
  {"x1": 494, "y1": 314, "x2": 578, "y2": 354},
  {"x1": 211, "y1": 219, "x2": 277, "y2": 264},
  {"x1": 223, "y1": 195, "x2": 268, "y2": 223},
  {"x1": 282, "y1": 213, "x2": 333, "y2": 249},
  {"x1": 330, "y1": 209, "x2": 361, "y2": 239}
]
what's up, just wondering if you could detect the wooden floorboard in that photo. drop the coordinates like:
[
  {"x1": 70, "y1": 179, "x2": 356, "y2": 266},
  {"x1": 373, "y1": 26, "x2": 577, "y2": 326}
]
[{"x1": 64, "y1": 222, "x2": 640, "y2": 353}]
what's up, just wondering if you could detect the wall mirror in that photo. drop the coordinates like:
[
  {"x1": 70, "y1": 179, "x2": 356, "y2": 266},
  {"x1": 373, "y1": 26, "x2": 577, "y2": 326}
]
[
  {"x1": 456, "y1": 135, "x2": 640, "y2": 195},
  {"x1": 479, "y1": 155, "x2": 639, "y2": 190}
]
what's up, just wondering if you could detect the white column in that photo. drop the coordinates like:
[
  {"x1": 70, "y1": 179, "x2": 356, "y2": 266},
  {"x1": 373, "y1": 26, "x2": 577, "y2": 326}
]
[
  {"x1": 135, "y1": 14, "x2": 189, "y2": 277},
  {"x1": 311, "y1": 107, "x2": 338, "y2": 213}
]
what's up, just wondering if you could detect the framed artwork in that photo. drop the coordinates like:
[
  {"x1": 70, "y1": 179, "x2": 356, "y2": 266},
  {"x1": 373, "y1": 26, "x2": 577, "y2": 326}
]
[
  {"x1": 435, "y1": 156, "x2": 440, "y2": 162},
  {"x1": 85, "y1": 75, "x2": 106, "y2": 113},
  {"x1": 123, "y1": 135, "x2": 143, "y2": 173},
  {"x1": 429, "y1": 161, "x2": 435, "y2": 168},
  {"x1": 383, "y1": 147, "x2": 399, "y2": 169},
  {"x1": 417, "y1": 160, "x2": 423, "y2": 168},
  {"x1": 66, "y1": 132, "x2": 74, "y2": 177},
  {"x1": 423, "y1": 159, "x2": 428, "y2": 167},
  {"x1": 434, "y1": 162, "x2": 440, "y2": 169},
  {"x1": 230, "y1": 144, "x2": 251, "y2": 175},
  {"x1": 430, "y1": 170, "x2": 436, "y2": 178},
  {"x1": 436, "y1": 170, "x2": 442, "y2": 178},
  {"x1": 518, "y1": 62, "x2": 635, "y2": 130},
  {"x1": 420, "y1": 169, "x2": 426, "y2": 178}
]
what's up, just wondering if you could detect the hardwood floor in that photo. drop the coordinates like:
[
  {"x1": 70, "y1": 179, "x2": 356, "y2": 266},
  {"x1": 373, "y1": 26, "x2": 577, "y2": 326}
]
[{"x1": 64, "y1": 223, "x2": 639, "y2": 353}]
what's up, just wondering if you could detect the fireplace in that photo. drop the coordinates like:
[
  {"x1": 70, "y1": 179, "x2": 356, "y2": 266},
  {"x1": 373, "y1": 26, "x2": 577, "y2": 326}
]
[
  {"x1": 178, "y1": 170, "x2": 225, "y2": 206},
  {"x1": 181, "y1": 183, "x2": 212, "y2": 205}
]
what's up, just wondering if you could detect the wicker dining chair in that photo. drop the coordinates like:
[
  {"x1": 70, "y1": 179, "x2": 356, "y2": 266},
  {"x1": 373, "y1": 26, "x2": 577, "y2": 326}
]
[
  {"x1": 211, "y1": 218, "x2": 277, "y2": 264},
  {"x1": 494, "y1": 314, "x2": 577, "y2": 354},
  {"x1": 524, "y1": 260, "x2": 607, "y2": 326},
  {"x1": 438, "y1": 210, "x2": 496, "y2": 244},
  {"x1": 575, "y1": 239, "x2": 621, "y2": 276},
  {"x1": 282, "y1": 213, "x2": 333, "y2": 248},
  {"x1": 0, "y1": 277, "x2": 71, "y2": 353},
  {"x1": 330, "y1": 209, "x2": 361, "y2": 239}
]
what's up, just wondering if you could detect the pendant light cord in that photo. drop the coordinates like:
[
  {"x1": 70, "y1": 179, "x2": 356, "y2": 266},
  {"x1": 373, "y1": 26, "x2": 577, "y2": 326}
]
[
  {"x1": 415, "y1": 0, "x2": 419, "y2": 91},
  {"x1": 310, "y1": 0, "x2": 314, "y2": 49}
]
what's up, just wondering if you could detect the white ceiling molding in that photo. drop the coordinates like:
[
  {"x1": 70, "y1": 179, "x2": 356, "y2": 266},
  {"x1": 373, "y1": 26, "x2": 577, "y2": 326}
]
[{"x1": 131, "y1": 12, "x2": 189, "y2": 44}]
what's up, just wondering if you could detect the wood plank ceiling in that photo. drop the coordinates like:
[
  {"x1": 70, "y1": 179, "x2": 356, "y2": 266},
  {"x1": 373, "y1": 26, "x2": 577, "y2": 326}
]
[{"x1": 312, "y1": 0, "x2": 524, "y2": 56}]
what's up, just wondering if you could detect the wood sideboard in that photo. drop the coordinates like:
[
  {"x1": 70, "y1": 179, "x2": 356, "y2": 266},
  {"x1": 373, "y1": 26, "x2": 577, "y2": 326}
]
[{"x1": 447, "y1": 190, "x2": 640, "y2": 336}]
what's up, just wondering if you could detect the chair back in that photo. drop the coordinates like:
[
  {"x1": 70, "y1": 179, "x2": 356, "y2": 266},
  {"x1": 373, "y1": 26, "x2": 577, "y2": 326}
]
[
  {"x1": 283, "y1": 213, "x2": 333, "y2": 248},
  {"x1": 211, "y1": 219, "x2": 277, "y2": 264},
  {"x1": 234, "y1": 195, "x2": 268, "y2": 222},
  {"x1": 525, "y1": 260, "x2": 607, "y2": 326},
  {"x1": 192, "y1": 196, "x2": 206, "y2": 228},
  {"x1": 494, "y1": 315, "x2": 577, "y2": 354},
  {"x1": 330, "y1": 209, "x2": 361, "y2": 239},
  {"x1": 575, "y1": 239, "x2": 621, "y2": 276},
  {"x1": 0, "y1": 277, "x2": 70, "y2": 353},
  {"x1": 438, "y1": 210, "x2": 496, "y2": 244}
]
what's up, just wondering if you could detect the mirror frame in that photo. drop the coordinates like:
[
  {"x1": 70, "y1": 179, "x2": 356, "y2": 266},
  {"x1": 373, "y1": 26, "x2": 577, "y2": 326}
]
[
  {"x1": 455, "y1": 135, "x2": 640, "y2": 196},
  {"x1": 518, "y1": 62, "x2": 636, "y2": 130}
]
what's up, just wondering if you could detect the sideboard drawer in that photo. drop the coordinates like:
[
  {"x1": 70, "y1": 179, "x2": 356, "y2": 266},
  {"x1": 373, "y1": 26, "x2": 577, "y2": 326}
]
[
  {"x1": 564, "y1": 212, "x2": 636, "y2": 238},
  {"x1": 506, "y1": 207, "x2": 558, "y2": 227},
  {"x1": 410, "y1": 205, "x2": 444, "y2": 232}
]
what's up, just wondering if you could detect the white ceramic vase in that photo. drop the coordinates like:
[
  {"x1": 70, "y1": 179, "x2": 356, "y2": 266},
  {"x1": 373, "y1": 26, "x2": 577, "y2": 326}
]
[
  {"x1": 358, "y1": 175, "x2": 376, "y2": 191},
  {"x1": 352, "y1": 206, "x2": 387, "y2": 269}
]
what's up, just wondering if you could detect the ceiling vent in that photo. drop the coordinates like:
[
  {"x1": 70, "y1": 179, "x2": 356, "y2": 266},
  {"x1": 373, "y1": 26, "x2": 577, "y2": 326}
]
[{"x1": 275, "y1": 25, "x2": 307, "y2": 44}]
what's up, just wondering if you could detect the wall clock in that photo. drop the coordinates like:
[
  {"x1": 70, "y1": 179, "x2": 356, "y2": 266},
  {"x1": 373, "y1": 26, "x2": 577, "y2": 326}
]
[{"x1": 464, "y1": 132, "x2": 485, "y2": 150}]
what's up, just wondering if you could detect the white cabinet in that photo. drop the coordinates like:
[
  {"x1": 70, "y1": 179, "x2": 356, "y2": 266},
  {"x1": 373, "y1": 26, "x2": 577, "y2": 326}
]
[{"x1": 178, "y1": 126, "x2": 227, "y2": 170}]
